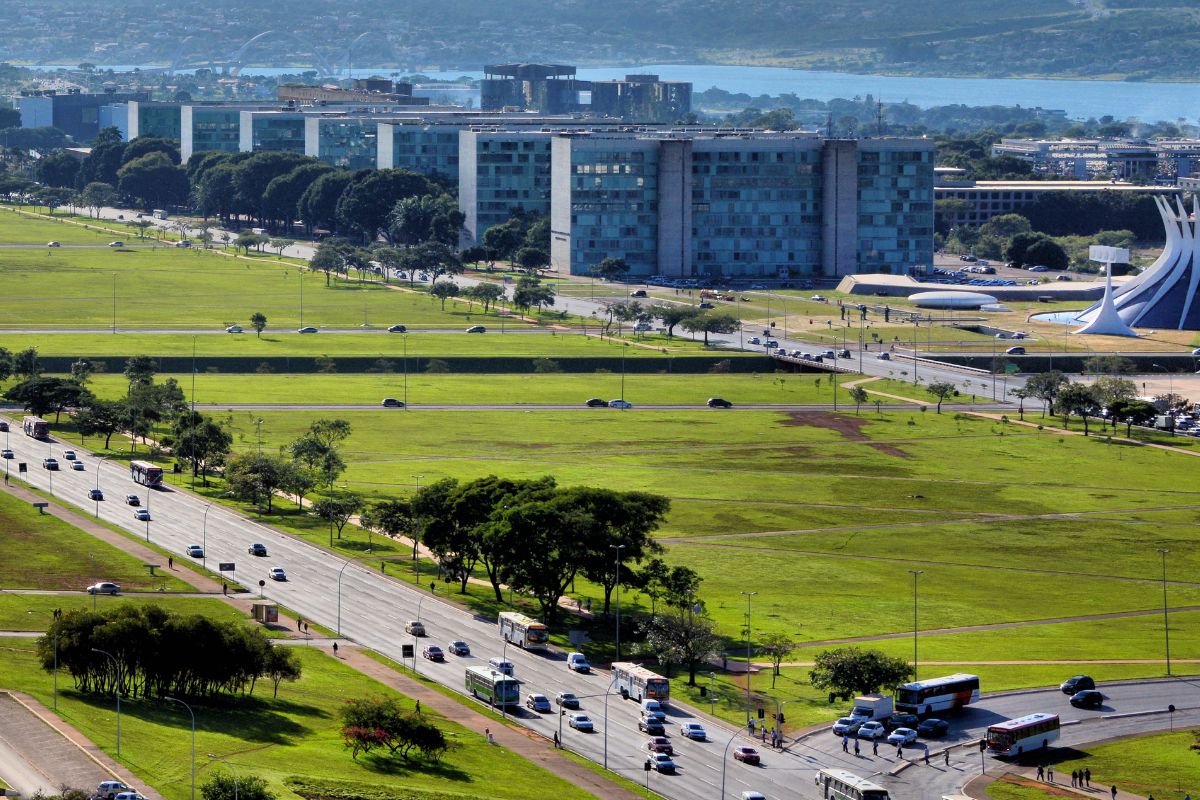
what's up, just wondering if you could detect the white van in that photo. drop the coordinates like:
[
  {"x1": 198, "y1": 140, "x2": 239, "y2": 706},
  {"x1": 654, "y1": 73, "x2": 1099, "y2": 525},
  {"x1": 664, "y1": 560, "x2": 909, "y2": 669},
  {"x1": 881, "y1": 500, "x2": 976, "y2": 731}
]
[
  {"x1": 488, "y1": 657, "x2": 514, "y2": 676},
  {"x1": 566, "y1": 652, "x2": 590, "y2": 672}
]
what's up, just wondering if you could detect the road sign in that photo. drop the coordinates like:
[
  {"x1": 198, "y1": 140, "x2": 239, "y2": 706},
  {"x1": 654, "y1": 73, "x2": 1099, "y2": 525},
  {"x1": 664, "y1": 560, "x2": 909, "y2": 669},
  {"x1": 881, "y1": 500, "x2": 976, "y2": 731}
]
[
  {"x1": 17, "y1": 463, "x2": 26, "y2": 473},
  {"x1": 402, "y1": 644, "x2": 414, "y2": 659},
  {"x1": 218, "y1": 562, "x2": 235, "y2": 572}
]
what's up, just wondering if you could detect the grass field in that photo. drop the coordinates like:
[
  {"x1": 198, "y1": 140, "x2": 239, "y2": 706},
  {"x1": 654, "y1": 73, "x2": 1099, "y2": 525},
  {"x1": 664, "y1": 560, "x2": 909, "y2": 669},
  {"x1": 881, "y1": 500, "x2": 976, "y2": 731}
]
[
  {"x1": 0, "y1": 594, "x2": 263, "y2": 632},
  {"x1": 0, "y1": 211, "x2": 129, "y2": 245},
  {"x1": 0, "y1": 640, "x2": 599, "y2": 800},
  {"x1": 77, "y1": 372, "x2": 925, "y2": 406},
  {"x1": 987, "y1": 776, "x2": 1077, "y2": 800},
  {"x1": 1052, "y1": 729, "x2": 1200, "y2": 800}
]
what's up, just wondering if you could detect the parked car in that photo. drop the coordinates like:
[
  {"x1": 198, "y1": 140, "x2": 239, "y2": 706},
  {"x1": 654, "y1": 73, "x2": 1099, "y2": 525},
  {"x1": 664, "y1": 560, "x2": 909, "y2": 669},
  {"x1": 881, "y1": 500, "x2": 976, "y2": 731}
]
[
  {"x1": 555, "y1": 692, "x2": 580, "y2": 709},
  {"x1": 887, "y1": 727, "x2": 919, "y2": 746},
  {"x1": 126, "y1": 494, "x2": 140, "y2": 506},
  {"x1": 421, "y1": 645, "x2": 444, "y2": 662},
  {"x1": 566, "y1": 652, "x2": 590, "y2": 672},
  {"x1": 1070, "y1": 690, "x2": 1104, "y2": 709},
  {"x1": 917, "y1": 718, "x2": 949, "y2": 738},
  {"x1": 89, "y1": 488, "x2": 104, "y2": 501},
  {"x1": 87, "y1": 582, "x2": 120, "y2": 595},
  {"x1": 885, "y1": 713, "x2": 920, "y2": 731},
  {"x1": 609, "y1": 399, "x2": 633, "y2": 409},
  {"x1": 526, "y1": 693, "x2": 552, "y2": 712},
  {"x1": 134, "y1": 508, "x2": 151, "y2": 521},
  {"x1": 651, "y1": 752, "x2": 676, "y2": 773},
  {"x1": 568, "y1": 713, "x2": 594, "y2": 731},
  {"x1": 679, "y1": 722, "x2": 707, "y2": 740},
  {"x1": 387, "y1": 324, "x2": 408, "y2": 333},
  {"x1": 225, "y1": 325, "x2": 243, "y2": 333},
  {"x1": 1060, "y1": 675, "x2": 1095, "y2": 694},
  {"x1": 97, "y1": 782, "x2": 133, "y2": 800},
  {"x1": 405, "y1": 620, "x2": 426, "y2": 636},
  {"x1": 857, "y1": 721, "x2": 887, "y2": 739},
  {"x1": 466, "y1": 325, "x2": 487, "y2": 333},
  {"x1": 448, "y1": 640, "x2": 470, "y2": 656},
  {"x1": 638, "y1": 717, "x2": 666, "y2": 734},
  {"x1": 43, "y1": 457, "x2": 59, "y2": 470},
  {"x1": 832, "y1": 717, "x2": 863, "y2": 736},
  {"x1": 186, "y1": 545, "x2": 204, "y2": 557},
  {"x1": 297, "y1": 326, "x2": 319, "y2": 333},
  {"x1": 248, "y1": 543, "x2": 268, "y2": 556},
  {"x1": 733, "y1": 746, "x2": 761, "y2": 765},
  {"x1": 269, "y1": 567, "x2": 287, "y2": 581},
  {"x1": 585, "y1": 398, "x2": 609, "y2": 407},
  {"x1": 647, "y1": 736, "x2": 674, "y2": 754},
  {"x1": 381, "y1": 398, "x2": 404, "y2": 408},
  {"x1": 707, "y1": 398, "x2": 733, "y2": 408}
]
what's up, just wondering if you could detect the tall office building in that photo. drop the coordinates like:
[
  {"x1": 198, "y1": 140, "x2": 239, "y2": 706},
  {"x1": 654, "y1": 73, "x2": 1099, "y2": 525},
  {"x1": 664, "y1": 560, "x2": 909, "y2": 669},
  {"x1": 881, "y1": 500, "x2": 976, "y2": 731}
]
[
  {"x1": 589, "y1": 75, "x2": 692, "y2": 124},
  {"x1": 459, "y1": 130, "x2": 555, "y2": 246},
  {"x1": 480, "y1": 64, "x2": 583, "y2": 114}
]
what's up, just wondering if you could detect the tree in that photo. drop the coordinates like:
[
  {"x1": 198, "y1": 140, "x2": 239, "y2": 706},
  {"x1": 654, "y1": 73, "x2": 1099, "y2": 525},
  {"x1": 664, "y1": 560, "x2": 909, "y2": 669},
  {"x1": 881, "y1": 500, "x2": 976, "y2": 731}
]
[
  {"x1": 79, "y1": 182, "x2": 117, "y2": 218},
  {"x1": 195, "y1": 163, "x2": 239, "y2": 222},
  {"x1": 515, "y1": 246, "x2": 549, "y2": 274},
  {"x1": 594, "y1": 257, "x2": 630, "y2": 282},
  {"x1": 680, "y1": 311, "x2": 739, "y2": 345},
  {"x1": 122, "y1": 136, "x2": 181, "y2": 166},
  {"x1": 250, "y1": 312, "x2": 268, "y2": 338},
  {"x1": 1025, "y1": 237, "x2": 1069, "y2": 271},
  {"x1": 69, "y1": 358, "x2": 96, "y2": 386},
  {"x1": 387, "y1": 193, "x2": 464, "y2": 247},
  {"x1": 809, "y1": 647, "x2": 913, "y2": 701},
  {"x1": 310, "y1": 239, "x2": 348, "y2": 286},
  {"x1": 233, "y1": 151, "x2": 313, "y2": 226},
  {"x1": 362, "y1": 498, "x2": 419, "y2": 559},
  {"x1": 13, "y1": 347, "x2": 41, "y2": 379},
  {"x1": 1010, "y1": 385, "x2": 1030, "y2": 421},
  {"x1": 639, "y1": 607, "x2": 721, "y2": 685},
  {"x1": 264, "y1": 646, "x2": 301, "y2": 698},
  {"x1": 571, "y1": 488, "x2": 669, "y2": 615},
  {"x1": 1091, "y1": 375, "x2": 1137, "y2": 419},
  {"x1": 6, "y1": 377, "x2": 89, "y2": 422},
  {"x1": 1057, "y1": 381, "x2": 1100, "y2": 435},
  {"x1": 166, "y1": 411, "x2": 233, "y2": 485},
  {"x1": 925, "y1": 380, "x2": 957, "y2": 414},
  {"x1": 269, "y1": 238, "x2": 294, "y2": 256},
  {"x1": 201, "y1": 771, "x2": 275, "y2": 800},
  {"x1": 1025, "y1": 370, "x2": 1068, "y2": 416},
  {"x1": 235, "y1": 231, "x2": 269, "y2": 253},
  {"x1": 1109, "y1": 398, "x2": 1158, "y2": 436},
  {"x1": 1084, "y1": 355, "x2": 1136, "y2": 375},
  {"x1": 465, "y1": 282, "x2": 505, "y2": 313},
  {"x1": 848, "y1": 386, "x2": 869, "y2": 416},
  {"x1": 653, "y1": 304, "x2": 700, "y2": 339},
  {"x1": 312, "y1": 492, "x2": 363, "y2": 539},
  {"x1": 124, "y1": 354, "x2": 158, "y2": 386},
  {"x1": 261, "y1": 162, "x2": 330, "y2": 231},
  {"x1": 224, "y1": 452, "x2": 294, "y2": 512},
  {"x1": 407, "y1": 241, "x2": 462, "y2": 286},
  {"x1": 430, "y1": 281, "x2": 460, "y2": 310},
  {"x1": 495, "y1": 492, "x2": 591, "y2": 627},
  {"x1": 758, "y1": 632, "x2": 798, "y2": 689},
  {"x1": 74, "y1": 398, "x2": 128, "y2": 448},
  {"x1": 511, "y1": 276, "x2": 555, "y2": 313},
  {"x1": 339, "y1": 696, "x2": 448, "y2": 762},
  {"x1": 116, "y1": 152, "x2": 189, "y2": 211},
  {"x1": 336, "y1": 169, "x2": 439, "y2": 243},
  {"x1": 299, "y1": 170, "x2": 352, "y2": 234},
  {"x1": 35, "y1": 151, "x2": 81, "y2": 188},
  {"x1": 481, "y1": 217, "x2": 527, "y2": 260}
]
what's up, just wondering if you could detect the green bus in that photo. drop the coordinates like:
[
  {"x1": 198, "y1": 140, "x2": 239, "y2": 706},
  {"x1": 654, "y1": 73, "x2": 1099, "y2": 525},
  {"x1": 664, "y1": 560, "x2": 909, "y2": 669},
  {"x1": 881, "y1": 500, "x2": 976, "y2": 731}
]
[{"x1": 465, "y1": 665, "x2": 520, "y2": 707}]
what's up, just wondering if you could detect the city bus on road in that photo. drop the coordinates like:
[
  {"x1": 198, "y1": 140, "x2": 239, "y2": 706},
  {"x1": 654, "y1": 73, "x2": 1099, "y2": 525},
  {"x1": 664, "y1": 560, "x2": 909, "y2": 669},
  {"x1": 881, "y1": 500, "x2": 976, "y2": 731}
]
[
  {"x1": 895, "y1": 673, "x2": 980, "y2": 715},
  {"x1": 22, "y1": 416, "x2": 49, "y2": 439},
  {"x1": 130, "y1": 460, "x2": 164, "y2": 487},
  {"x1": 497, "y1": 611, "x2": 549, "y2": 650},
  {"x1": 814, "y1": 768, "x2": 890, "y2": 800},
  {"x1": 611, "y1": 662, "x2": 670, "y2": 706},
  {"x1": 986, "y1": 713, "x2": 1060, "y2": 756},
  {"x1": 465, "y1": 665, "x2": 519, "y2": 708}
]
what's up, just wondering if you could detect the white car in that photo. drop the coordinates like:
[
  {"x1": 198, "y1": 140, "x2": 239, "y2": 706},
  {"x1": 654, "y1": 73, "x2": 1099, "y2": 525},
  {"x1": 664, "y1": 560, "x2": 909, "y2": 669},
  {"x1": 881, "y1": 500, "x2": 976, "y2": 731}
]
[
  {"x1": 186, "y1": 545, "x2": 204, "y2": 557},
  {"x1": 225, "y1": 325, "x2": 243, "y2": 333},
  {"x1": 108, "y1": 241, "x2": 125, "y2": 247},
  {"x1": 857, "y1": 721, "x2": 887, "y2": 739},
  {"x1": 47, "y1": 241, "x2": 60, "y2": 247},
  {"x1": 134, "y1": 508, "x2": 151, "y2": 521},
  {"x1": 679, "y1": 722, "x2": 707, "y2": 740},
  {"x1": 832, "y1": 717, "x2": 862, "y2": 736},
  {"x1": 887, "y1": 727, "x2": 919, "y2": 746},
  {"x1": 63, "y1": 450, "x2": 76, "y2": 460},
  {"x1": 568, "y1": 713, "x2": 594, "y2": 731},
  {"x1": 72, "y1": 461, "x2": 85, "y2": 470},
  {"x1": 87, "y1": 582, "x2": 121, "y2": 595},
  {"x1": 269, "y1": 567, "x2": 287, "y2": 581}
]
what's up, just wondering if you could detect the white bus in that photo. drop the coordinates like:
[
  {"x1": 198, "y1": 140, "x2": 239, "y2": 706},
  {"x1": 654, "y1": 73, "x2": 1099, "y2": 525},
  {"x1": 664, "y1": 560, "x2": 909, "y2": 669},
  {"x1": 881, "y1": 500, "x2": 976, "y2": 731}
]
[
  {"x1": 814, "y1": 768, "x2": 890, "y2": 800},
  {"x1": 130, "y1": 460, "x2": 164, "y2": 488},
  {"x1": 894, "y1": 673, "x2": 980, "y2": 715},
  {"x1": 611, "y1": 661, "x2": 670, "y2": 706},
  {"x1": 497, "y1": 611, "x2": 549, "y2": 650},
  {"x1": 987, "y1": 713, "x2": 1060, "y2": 756}
]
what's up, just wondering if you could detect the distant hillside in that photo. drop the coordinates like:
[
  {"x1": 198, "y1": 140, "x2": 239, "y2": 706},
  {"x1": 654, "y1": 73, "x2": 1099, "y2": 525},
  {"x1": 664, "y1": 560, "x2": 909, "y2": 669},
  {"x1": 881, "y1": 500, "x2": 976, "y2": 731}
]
[{"x1": 2, "y1": 0, "x2": 1199, "y2": 80}]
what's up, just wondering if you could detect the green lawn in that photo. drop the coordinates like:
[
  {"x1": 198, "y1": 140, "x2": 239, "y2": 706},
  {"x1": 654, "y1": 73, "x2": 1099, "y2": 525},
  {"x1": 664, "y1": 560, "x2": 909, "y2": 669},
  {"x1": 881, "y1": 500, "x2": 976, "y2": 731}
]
[
  {"x1": 0, "y1": 640, "x2": 600, "y2": 800},
  {"x1": 986, "y1": 775, "x2": 1076, "y2": 800},
  {"x1": 0, "y1": 211, "x2": 127, "y2": 244},
  {"x1": 0, "y1": 595, "x2": 258, "y2": 631},
  {"x1": 78, "y1": 372, "x2": 922, "y2": 406},
  {"x1": 1051, "y1": 729, "x2": 1200, "y2": 800}
]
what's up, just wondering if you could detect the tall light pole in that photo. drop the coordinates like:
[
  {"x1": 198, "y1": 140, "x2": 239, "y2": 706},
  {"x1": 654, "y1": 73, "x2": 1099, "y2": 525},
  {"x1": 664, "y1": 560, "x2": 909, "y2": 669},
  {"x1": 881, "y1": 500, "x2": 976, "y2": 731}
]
[
  {"x1": 402, "y1": 332, "x2": 408, "y2": 409},
  {"x1": 909, "y1": 570, "x2": 924, "y2": 679},
  {"x1": 164, "y1": 696, "x2": 195, "y2": 800},
  {"x1": 200, "y1": 503, "x2": 213, "y2": 572},
  {"x1": 1157, "y1": 548, "x2": 1171, "y2": 675},
  {"x1": 718, "y1": 727, "x2": 742, "y2": 800},
  {"x1": 336, "y1": 558, "x2": 352, "y2": 636},
  {"x1": 28, "y1": 610, "x2": 57, "y2": 709},
  {"x1": 206, "y1": 753, "x2": 239, "y2": 800},
  {"x1": 190, "y1": 336, "x2": 197, "y2": 491},
  {"x1": 602, "y1": 675, "x2": 617, "y2": 770},
  {"x1": 112, "y1": 272, "x2": 117, "y2": 334},
  {"x1": 1152, "y1": 363, "x2": 1174, "y2": 400},
  {"x1": 91, "y1": 647, "x2": 121, "y2": 756},
  {"x1": 95, "y1": 455, "x2": 110, "y2": 517},
  {"x1": 740, "y1": 590, "x2": 757, "y2": 725},
  {"x1": 611, "y1": 544, "x2": 625, "y2": 660}
]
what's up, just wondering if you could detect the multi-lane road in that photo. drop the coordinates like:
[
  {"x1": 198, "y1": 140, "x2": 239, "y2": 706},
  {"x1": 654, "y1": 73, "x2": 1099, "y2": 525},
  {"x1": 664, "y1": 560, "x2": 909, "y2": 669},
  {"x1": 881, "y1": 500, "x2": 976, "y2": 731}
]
[{"x1": 6, "y1": 418, "x2": 1196, "y2": 800}]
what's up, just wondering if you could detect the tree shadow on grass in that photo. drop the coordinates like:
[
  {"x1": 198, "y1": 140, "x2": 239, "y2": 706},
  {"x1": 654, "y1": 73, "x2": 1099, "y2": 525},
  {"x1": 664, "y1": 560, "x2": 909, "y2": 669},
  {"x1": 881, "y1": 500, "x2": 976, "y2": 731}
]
[{"x1": 357, "y1": 752, "x2": 472, "y2": 782}]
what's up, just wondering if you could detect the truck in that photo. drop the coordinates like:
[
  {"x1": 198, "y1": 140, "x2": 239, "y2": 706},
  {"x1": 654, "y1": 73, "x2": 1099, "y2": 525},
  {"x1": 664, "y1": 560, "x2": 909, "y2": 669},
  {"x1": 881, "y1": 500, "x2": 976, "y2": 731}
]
[
  {"x1": 153, "y1": 209, "x2": 169, "y2": 220},
  {"x1": 848, "y1": 695, "x2": 894, "y2": 721}
]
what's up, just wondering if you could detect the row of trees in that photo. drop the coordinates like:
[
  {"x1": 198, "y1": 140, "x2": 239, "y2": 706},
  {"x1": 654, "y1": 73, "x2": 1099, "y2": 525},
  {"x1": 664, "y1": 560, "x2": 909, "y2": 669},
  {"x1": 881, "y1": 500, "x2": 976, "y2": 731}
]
[
  {"x1": 37, "y1": 604, "x2": 301, "y2": 700},
  {"x1": 1017, "y1": 369, "x2": 1158, "y2": 435}
]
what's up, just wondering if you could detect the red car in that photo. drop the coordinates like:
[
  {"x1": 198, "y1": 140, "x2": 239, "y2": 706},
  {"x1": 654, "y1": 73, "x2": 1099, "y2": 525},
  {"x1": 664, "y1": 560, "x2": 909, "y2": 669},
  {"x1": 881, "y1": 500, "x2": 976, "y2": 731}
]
[
  {"x1": 733, "y1": 746, "x2": 760, "y2": 765},
  {"x1": 421, "y1": 646, "x2": 444, "y2": 662},
  {"x1": 646, "y1": 736, "x2": 673, "y2": 755}
]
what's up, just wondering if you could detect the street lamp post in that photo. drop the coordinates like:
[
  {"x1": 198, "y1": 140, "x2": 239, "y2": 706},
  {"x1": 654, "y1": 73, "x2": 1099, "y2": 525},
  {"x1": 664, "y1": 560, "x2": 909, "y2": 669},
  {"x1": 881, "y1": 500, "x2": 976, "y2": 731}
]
[
  {"x1": 740, "y1": 591, "x2": 757, "y2": 725},
  {"x1": 200, "y1": 503, "x2": 212, "y2": 572},
  {"x1": 165, "y1": 696, "x2": 195, "y2": 800},
  {"x1": 402, "y1": 332, "x2": 408, "y2": 409},
  {"x1": 206, "y1": 754, "x2": 239, "y2": 800},
  {"x1": 709, "y1": 671, "x2": 717, "y2": 716},
  {"x1": 1152, "y1": 363, "x2": 1174, "y2": 400},
  {"x1": 1157, "y1": 548, "x2": 1171, "y2": 675},
  {"x1": 718, "y1": 727, "x2": 742, "y2": 800},
  {"x1": 909, "y1": 570, "x2": 924, "y2": 679},
  {"x1": 610, "y1": 543, "x2": 625, "y2": 660},
  {"x1": 95, "y1": 455, "x2": 110, "y2": 517},
  {"x1": 336, "y1": 558, "x2": 352, "y2": 636},
  {"x1": 91, "y1": 647, "x2": 121, "y2": 756}
]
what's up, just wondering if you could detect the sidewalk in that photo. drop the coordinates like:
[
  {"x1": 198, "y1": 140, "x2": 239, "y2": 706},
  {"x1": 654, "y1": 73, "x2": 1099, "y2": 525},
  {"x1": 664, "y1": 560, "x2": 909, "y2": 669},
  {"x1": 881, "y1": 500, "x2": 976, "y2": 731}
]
[{"x1": 965, "y1": 768, "x2": 1150, "y2": 800}]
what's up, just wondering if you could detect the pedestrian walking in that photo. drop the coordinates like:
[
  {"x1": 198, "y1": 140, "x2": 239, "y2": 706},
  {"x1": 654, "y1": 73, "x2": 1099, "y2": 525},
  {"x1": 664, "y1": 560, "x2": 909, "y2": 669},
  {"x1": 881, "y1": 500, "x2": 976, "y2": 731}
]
[
  {"x1": 1036, "y1": 765, "x2": 1045, "y2": 781},
  {"x1": 872, "y1": 739, "x2": 878, "y2": 756},
  {"x1": 944, "y1": 749, "x2": 950, "y2": 767},
  {"x1": 1085, "y1": 768, "x2": 1091, "y2": 787},
  {"x1": 1047, "y1": 765, "x2": 1054, "y2": 783},
  {"x1": 896, "y1": 743, "x2": 903, "y2": 759},
  {"x1": 1111, "y1": 787, "x2": 1117, "y2": 800},
  {"x1": 168, "y1": 556, "x2": 173, "y2": 569},
  {"x1": 332, "y1": 642, "x2": 338, "y2": 656},
  {"x1": 1072, "y1": 770, "x2": 1078, "y2": 787},
  {"x1": 222, "y1": 581, "x2": 227, "y2": 595},
  {"x1": 749, "y1": 718, "x2": 756, "y2": 735},
  {"x1": 924, "y1": 748, "x2": 930, "y2": 766},
  {"x1": 297, "y1": 617, "x2": 302, "y2": 631},
  {"x1": 304, "y1": 621, "x2": 309, "y2": 633},
  {"x1": 854, "y1": 738, "x2": 860, "y2": 756},
  {"x1": 553, "y1": 731, "x2": 560, "y2": 749},
  {"x1": 842, "y1": 735, "x2": 848, "y2": 753},
  {"x1": 415, "y1": 700, "x2": 420, "y2": 714},
  {"x1": 761, "y1": 726, "x2": 767, "y2": 743}
]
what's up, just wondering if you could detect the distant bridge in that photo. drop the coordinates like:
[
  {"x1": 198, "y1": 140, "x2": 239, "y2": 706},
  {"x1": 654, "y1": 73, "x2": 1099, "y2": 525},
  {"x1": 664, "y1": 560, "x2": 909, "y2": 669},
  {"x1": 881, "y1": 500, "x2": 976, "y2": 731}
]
[{"x1": 166, "y1": 30, "x2": 401, "y2": 78}]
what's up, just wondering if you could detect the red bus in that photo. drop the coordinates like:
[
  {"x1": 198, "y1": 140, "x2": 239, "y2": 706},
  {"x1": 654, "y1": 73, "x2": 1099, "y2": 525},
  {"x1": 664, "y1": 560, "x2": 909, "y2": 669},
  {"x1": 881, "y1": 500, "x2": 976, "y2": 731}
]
[{"x1": 130, "y1": 460, "x2": 164, "y2": 487}]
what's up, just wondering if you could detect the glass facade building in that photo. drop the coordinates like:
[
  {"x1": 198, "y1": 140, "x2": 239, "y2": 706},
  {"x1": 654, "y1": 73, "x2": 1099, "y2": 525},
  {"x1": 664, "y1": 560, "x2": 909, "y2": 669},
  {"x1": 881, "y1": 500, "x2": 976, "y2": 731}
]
[
  {"x1": 387, "y1": 124, "x2": 461, "y2": 182},
  {"x1": 856, "y1": 144, "x2": 935, "y2": 273},
  {"x1": 316, "y1": 118, "x2": 379, "y2": 171},
  {"x1": 249, "y1": 114, "x2": 306, "y2": 154},
  {"x1": 459, "y1": 131, "x2": 553, "y2": 245},
  {"x1": 184, "y1": 106, "x2": 241, "y2": 160}
]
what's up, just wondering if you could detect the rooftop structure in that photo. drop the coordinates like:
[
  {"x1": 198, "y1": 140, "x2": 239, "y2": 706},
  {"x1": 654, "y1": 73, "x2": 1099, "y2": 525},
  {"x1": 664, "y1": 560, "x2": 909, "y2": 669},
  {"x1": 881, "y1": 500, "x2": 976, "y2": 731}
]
[{"x1": 992, "y1": 137, "x2": 1200, "y2": 182}]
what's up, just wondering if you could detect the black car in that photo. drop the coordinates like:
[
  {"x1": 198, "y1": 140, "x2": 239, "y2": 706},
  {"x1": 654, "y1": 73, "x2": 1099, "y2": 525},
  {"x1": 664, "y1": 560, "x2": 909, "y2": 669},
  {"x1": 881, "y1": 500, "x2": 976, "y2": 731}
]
[
  {"x1": 88, "y1": 488, "x2": 104, "y2": 501},
  {"x1": 707, "y1": 398, "x2": 733, "y2": 409},
  {"x1": 248, "y1": 543, "x2": 268, "y2": 556},
  {"x1": 917, "y1": 718, "x2": 948, "y2": 738},
  {"x1": 638, "y1": 717, "x2": 665, "y2": 735},
  {"x1": 884, "y1": 713, "x2": 920, "y2": 731},
  {"x1": 1060, "y1": 675, "x2": 1095, "y2": 694},
  {"x1": 586, "y1": 398, "x2": 609, "y2": 408},
  {"x1": 0, "y1": 422, "x2": 8, "y2": 432},
  {"x1": 1070, "y1": 690, "x2": 1104, "y2": 709},
  {"x1": 387, "y1": 324, "x2": 407, "y2": 333}
]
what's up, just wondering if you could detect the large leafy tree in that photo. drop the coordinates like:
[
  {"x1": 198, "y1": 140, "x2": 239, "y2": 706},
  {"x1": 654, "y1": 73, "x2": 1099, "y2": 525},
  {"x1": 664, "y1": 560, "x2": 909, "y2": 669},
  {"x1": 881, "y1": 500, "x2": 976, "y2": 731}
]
[
  {"x1": 117, "y1": 152, "x2": 189, "y2": 211},
  {"x1": 1057, "y1": 381, "x2": 1101, "y2": 435},
  {"x1": 403, "y1": 241, "x2": 462, "y2": 286},
  {"x1": 652, "y1": 304, "x2": 700, "y2": 339},
  {"x1": 639, "y1": 608, "x2": 721, "y2": 685},
  {"x1": 680, "y1": 311, "x2": 739, "y2": 345},
  {"x1": 35, "y1": 151, "x2": 81, "y2": 188},
  {"x1": 571, "y1": 488, "x2": 668, "y2": 614},
  {"x1": 511, "y1": 276, "x2": 555, "y2": 313},
  {"x1": 224, "y1": 452, "x2": 294, "y2": 512},
  {"x1": 74, "y1": 398, "x2": 128, "y2": 448},
  {"x1": 299, "y1": 170, "x2": 352, "y2": 234},
  {"x1": 166, "y1": 410, "x2": 233, "y2": 485},
  {"x1": 362, "y1": 498, "x2": 419, "y2": 559},
  {"x1": 809, "y1": 647, "x2": 913, "y2": 701},
  {"x1": 312, "y1": 492, "x2": 363, "y2": 539},
  {"x1": 234, "y1": 152, "x2": 314, "y2": 226},
  {"x1": 122, "y1": 136, "x2": 180, "y2": 166},
  {"x1": 6, "y1": 377, "x2": 89, "y2": 422},
  {"x1": 387, "y1": 193, "x2": 464, "y2": 247},
  {"x1": 1025, "y1": 370, "x2": 1068, "y2": 416},
  {"x1": 336, "y1": 169, "x2": 439, "y2": 243},
  {"x1": 262, "y1": 162, "x2": 331, "y2": 232},
  {"x1": 79, "y1": 181, "x2": 117, "y2": 218}
]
